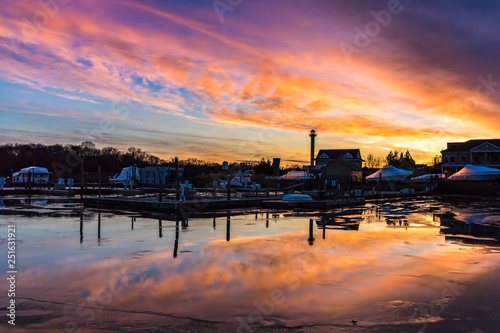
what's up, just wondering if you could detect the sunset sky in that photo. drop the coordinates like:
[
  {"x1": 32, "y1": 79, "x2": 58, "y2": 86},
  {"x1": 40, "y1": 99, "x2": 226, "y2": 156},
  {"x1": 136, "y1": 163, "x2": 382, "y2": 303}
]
[{"x1": 1, "y1": 0, "x2": 500, "y2": 165}]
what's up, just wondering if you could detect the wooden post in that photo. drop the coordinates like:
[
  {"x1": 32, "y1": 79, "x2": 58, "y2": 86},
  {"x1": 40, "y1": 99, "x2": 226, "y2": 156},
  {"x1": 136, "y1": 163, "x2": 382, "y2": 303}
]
[
  {"x1": 28, "y1": 170, "x2": 32, "y2": 193},
  {"x1": 157, "y1": 166, "x2": 163, "y2": 203},
  {"x1": 159, "y1": 218, "x2": 163, "y2": 238},
  {"x1": 80, "y1": 212, "x2": 83, "y2": 243},
  {"x1": 97, "y1": 212, "x2": 101, "y2": 241},
  {"x1": 213, "y1": 217, "x2": 216, "y2": 229},
  {"x1": 98, "y1": 166, "x2": 101, "y2": 198},
  {"x1": 226, "y1": 214, "x2": 231, "y2": 242},
  {"x1": 175, "y1": 157, "x2": 180, "y2": 201},
  {"x1": 322, "y1": 217, "x2": 326, "y2": 239},
  {"x1": 80, "y1": 149, "x2": 85, "y2": 200},
  {"x1": 377, "y1": 173, "x2": 381, "y2": 199}
]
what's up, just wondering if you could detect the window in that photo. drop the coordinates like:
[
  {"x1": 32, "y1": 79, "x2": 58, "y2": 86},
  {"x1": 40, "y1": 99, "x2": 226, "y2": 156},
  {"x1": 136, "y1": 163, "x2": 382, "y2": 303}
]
[
  {"x1": 493, "y1": 156, "x2": 499, "y2": 163},
  {"x1": 444, "y1": 157, "x2": 448, "y2": 163},
  {"x1": 461, "y1": 156, "x2": 466, "y2": 162},
  {"x1": 450, "y1": 156, "x2": 455, "y2": 163},
  {"x1": 474, "y1": 156, "x2": 479, "y2": 163}
]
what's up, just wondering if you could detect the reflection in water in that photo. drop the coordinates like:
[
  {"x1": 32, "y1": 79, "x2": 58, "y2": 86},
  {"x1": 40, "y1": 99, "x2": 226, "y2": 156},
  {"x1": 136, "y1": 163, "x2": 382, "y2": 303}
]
[
  {"x1": 2, "y1": 197, "x2": 500, "y2": 331},
  {"x1": 79, "y1": 212, "x2": 83, "y2": 244},
  {"x1": 173, "y1": 217, "x2": 179, "y2": 258},
  {"x1": 226, "y1": 213, "x2": 230, "y2": 242},
  {"x1": 308, "y1": 219, "x2": 314, "y2": 245},
  {"x1": 98, "y1": 212, "x2": 101, "y2": 242}
]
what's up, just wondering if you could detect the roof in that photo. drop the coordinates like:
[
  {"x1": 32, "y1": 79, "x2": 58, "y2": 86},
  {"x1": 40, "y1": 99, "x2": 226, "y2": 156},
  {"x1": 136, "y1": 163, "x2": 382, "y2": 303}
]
[
  {"x1": 315, "y1": 149, "x2": 361, "y2": 160},
  {"x1": 366, "y1": 165, "x2": 412, "y2": 181},
  {"x1": 325, "y1": 159, "x2": 362, "y2": 171},
  {"x1": 448, "y1": 164, "x2": 500, "y2": 181},
  {"x1": 13, "y1": 167, "x2": 50, "y2": 175},
  {"x1": 442, "y1": 139, "x2": 500, "y2": 152}
]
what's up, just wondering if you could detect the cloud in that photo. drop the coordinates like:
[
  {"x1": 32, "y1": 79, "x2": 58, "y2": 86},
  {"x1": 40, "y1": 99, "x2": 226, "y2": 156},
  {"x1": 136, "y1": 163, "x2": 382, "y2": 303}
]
[{"x1": 1, "y1": 0, "x2": 500, "y2": 162}]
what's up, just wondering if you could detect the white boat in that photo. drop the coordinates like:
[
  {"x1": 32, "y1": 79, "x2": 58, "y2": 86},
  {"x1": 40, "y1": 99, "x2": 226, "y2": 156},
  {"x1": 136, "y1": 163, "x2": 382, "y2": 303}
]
[
  {"x1": 282, "y1": 194, "x2": 313, "y2": 201},
  {"x1": 230, "y1": 171, "x2": 255, "y2": 188},
  {"x1": 110, "y1": 166, "x2": 140, "y2": 187}
]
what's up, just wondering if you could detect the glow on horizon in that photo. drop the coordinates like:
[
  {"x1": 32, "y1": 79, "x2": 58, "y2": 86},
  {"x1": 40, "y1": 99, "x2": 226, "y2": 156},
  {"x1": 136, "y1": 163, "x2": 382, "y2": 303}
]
[{"x1": 1, "y1": 0, "x2": 499, "y2": 165}]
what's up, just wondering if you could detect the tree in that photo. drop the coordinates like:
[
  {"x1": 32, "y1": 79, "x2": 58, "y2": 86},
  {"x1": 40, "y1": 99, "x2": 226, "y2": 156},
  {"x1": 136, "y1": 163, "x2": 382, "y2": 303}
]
[
  {"x1": 254, "y1": 158, "x2": 273, "y2": 175},
  {"x1": 366, "y1": 153, "x2": 376, "y2": 168},
  {"x1": 404, "y1": 149, "x2": 416, "y2": 166}
]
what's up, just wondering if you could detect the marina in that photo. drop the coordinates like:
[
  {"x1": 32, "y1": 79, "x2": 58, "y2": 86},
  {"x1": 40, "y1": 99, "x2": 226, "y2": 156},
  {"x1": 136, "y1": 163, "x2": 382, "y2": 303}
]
[
  {"x1": 1, "y1": 195, "x2": 500, "y2": 332},
  {"x1": 2, "y1": 1, "x2": 500, "y2": 331}
]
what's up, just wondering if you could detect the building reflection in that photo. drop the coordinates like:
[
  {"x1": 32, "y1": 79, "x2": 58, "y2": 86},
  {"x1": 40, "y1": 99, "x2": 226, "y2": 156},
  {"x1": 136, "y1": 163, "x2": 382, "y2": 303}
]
[{"x1": 436, "y1": 212, "x2": 500, "y2": 246}]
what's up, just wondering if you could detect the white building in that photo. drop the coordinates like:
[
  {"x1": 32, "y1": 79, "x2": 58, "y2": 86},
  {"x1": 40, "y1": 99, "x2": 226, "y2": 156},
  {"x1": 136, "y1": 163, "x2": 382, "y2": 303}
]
[
  {"x1": 140, "y1": 166, "x2": 184, "y2": 186},
  {"x1": 12, "y1": 167, "x2": 50, "y2": 184}
]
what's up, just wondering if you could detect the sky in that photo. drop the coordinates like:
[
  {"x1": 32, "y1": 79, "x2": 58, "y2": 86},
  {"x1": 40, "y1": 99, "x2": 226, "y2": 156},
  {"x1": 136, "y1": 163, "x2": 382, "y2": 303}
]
[{"x1": 1, "y1": 0, "x2": 500, "y2": 165}]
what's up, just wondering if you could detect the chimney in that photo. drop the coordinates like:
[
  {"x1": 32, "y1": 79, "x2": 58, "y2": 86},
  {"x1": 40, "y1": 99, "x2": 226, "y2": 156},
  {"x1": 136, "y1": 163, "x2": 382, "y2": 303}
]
[{"x1": 309, "y1": 129, "x2": 317, "y2": 167}]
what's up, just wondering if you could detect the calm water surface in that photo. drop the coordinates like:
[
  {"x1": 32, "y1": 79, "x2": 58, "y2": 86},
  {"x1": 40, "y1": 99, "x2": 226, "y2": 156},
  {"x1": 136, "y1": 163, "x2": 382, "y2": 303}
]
[{"x1": 0, "y1": 196, "x2": 499, "y2": 332}]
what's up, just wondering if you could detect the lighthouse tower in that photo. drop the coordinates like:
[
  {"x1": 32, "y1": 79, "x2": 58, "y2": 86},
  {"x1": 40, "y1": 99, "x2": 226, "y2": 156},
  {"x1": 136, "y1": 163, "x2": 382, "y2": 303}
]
[{"x1": 309, "y1": 129, "x2": 317, "y2": 168}]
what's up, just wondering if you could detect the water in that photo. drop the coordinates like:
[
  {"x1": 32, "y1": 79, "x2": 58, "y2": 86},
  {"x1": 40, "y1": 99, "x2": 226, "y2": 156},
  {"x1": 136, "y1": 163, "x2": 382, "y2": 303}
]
[{"x1": 1, "y1": 196, "x2": 500, "y2": 332}]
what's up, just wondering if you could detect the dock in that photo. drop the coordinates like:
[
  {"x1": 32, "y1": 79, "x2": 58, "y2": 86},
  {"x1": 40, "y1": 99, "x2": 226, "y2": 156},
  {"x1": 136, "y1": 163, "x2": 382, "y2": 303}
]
[
  {"x1": 83, "y1": 194, "x2": 368, "y2": 213},
  {"x1": 84, "y1": 196, "x2": 284, "y2": 212}
]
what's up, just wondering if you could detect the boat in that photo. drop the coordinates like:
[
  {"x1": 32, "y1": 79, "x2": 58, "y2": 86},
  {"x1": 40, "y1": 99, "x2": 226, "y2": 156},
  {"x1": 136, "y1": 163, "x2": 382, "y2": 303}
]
[{"x1": 282, "y1": 194, "x2": 313, "y2": 201}]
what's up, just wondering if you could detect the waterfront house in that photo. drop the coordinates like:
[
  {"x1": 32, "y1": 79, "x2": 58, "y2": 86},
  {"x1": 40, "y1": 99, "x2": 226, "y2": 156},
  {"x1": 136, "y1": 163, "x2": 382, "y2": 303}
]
[
  {"x1": 314, "y1": 149, "x2": 363, "y2": 170},
  {"x1": 308, "y1": 149, "x2": 364, "y2": 183},
  {"x1": 441, "y1": 139, "x2": 500, "y2": 175},
  {"x1": 322, "y1": 159, "x2": 363, "y2": 183}
]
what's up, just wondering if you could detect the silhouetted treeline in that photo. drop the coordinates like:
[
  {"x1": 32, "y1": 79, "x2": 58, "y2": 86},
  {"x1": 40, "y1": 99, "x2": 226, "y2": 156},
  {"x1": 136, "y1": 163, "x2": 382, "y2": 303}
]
[{"x1": 0, "y1": 142, "x2": 288, "y2": 185}]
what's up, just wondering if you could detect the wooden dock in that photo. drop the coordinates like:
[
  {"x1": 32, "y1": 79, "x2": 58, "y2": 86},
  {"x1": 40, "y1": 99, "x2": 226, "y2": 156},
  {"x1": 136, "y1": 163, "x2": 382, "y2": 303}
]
[
  {"x1": 83, "y1": 195, "x2": 368, "y2": 213},
  {"x1": 262, "y1": 198, "x2": 365, "y2": 210},
  {"x1": 84, "y1": 196, "x2": 283, "y2": 212}
]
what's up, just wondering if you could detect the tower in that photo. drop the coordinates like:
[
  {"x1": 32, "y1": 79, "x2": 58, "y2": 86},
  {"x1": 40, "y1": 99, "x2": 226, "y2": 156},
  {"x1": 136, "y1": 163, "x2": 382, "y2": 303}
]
[{"x1": 309, "y1": 129, "x2": 316, "y2": 167}]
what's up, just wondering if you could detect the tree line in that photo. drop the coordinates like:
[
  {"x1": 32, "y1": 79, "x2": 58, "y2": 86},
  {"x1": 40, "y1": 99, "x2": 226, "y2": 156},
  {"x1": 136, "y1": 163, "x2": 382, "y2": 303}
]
[
  {"x1": 365, "y1": 149, "x2": 416, "y2": 169},
  {"x1": 0, "y1": 142, "x2": 290, "y2": 185}
]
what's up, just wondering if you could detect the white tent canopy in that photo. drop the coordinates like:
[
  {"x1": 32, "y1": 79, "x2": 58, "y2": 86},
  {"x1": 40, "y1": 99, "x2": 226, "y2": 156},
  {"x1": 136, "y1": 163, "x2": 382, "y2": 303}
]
[
  {"x1": 279, "y1": 170, "x2": 311, "y2": 180},
  {"x1": 448, "y1": 165, "x2": 500, "y2": 181},
  {"x1": 411, "y1": 174, "x2": 445, "y2": 182},
  {"x1": 366, "y1": 165, "x2": 412, "y2": 182}
]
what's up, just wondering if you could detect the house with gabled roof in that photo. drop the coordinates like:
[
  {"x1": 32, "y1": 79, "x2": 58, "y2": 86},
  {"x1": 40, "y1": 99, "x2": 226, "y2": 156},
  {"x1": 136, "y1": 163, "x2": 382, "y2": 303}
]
[
  {"x1": 303, "y1": 149, "x2": 364, "y2": 183},
  {"x1": 441, "y1": 139, "x2": 500, "y2": 175},
  {"x1": 314, "y1": 149, "x2": 363, "y2": 170}
]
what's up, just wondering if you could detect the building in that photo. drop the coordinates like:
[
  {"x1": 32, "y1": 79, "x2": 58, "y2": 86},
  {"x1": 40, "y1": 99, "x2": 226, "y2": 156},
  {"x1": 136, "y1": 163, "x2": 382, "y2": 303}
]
[
  {"x1": 303, "y1": 149, "x2": 363, "y2": 183},
  {"x1": 441, "y1": 139, "x2": 500, "y2": 175},
  {"x1": 302, "y1": 130, "x2": 363, "y2": 182},
  {"x1": 139, "y1": 166, "x2": 184, "y2": 186},
  {"x1": 12, "y1": 167, "x2": 50, "y2": 184},
  {"x1": 322, "y1": 159, "x2": 363, "y2": 183},
  {"x1": 314, "y1": 149, "x2": 363, "y2": 170}
]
